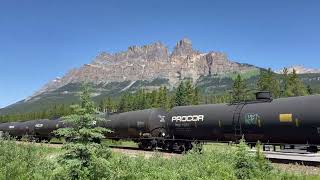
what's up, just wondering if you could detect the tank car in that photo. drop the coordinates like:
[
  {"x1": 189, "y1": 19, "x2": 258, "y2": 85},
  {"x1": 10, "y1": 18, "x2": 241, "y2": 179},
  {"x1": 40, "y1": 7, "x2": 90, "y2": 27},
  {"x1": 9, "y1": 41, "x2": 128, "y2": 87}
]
[
  {"x1": 0, "y1": 119, "x2": 63, "y2": 142},
  {"x1": 165, "y1": 92, "x2": 320, "y2": 152},
  {"x1": 103, "y1": 108, "x2": 167, "y2": 149}
]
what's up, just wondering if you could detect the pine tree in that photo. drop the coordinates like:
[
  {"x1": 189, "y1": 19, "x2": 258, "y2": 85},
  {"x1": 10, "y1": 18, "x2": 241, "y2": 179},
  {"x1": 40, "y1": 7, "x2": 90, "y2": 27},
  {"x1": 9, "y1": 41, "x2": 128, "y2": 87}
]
[
  {"x1": 98, "y1": 100, "x2": 105, "y2": 112},
  {"x1": 290, "y1": 69, "x2": 307, "y2": 96},
  {"x1": 282, "y1": 67, "x2": 291, "y2": 97},
  {"x1": 307, "y1": 85, "x2": 313, "y2": 95},
  {"x1": 192, "y1": 87, "x2": 200, "y2": 105},
  {"x1": 232, "y1": 74, "x2": 247, "y2": 102},
  {"x1": 184, "y1": 80, "x2": 194, "y2": 105},
  {"x1": 105, "y1": 97, "x2": 115, "y2": 113},
  {"x1": 257, "y1": 68, "x2": 281, "y2": 98},
  {"x1": 54, "y1": 83, "x2": 112, "y2": 179},
  {"x1": 157, "y1": 86, "x2": 171, "y2": 110},
  {"x1": 175, "y1": 81, "x2": 187, "y2": 106},
  {"x1": 150, "y1": 90, "x2": 158, "y2": 108},
  {"x1": 282, "y1": 68, "x2": 307, "y2": 97},
  {"x1": 118, "y1": 94, "x2": 129, "y2": 112}
]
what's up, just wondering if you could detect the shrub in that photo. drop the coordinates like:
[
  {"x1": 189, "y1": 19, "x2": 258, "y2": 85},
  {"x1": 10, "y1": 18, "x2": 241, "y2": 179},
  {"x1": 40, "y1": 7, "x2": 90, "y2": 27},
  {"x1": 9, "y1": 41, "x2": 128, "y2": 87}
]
[
  {"x1": 53, "y1": 84, "x2": 112, "y2": 180},
  {"x1": 0, "y1": 139, "x2": 55, "y2": 180}
]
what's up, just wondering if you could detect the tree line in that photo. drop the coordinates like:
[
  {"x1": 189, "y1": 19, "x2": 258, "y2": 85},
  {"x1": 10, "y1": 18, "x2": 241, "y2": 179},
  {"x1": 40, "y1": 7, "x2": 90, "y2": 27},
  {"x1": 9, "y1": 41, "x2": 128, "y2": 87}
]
[
  {"x1": 0, "y1": 104, "x2": 73, "y2": 122},
  {"x1": 0, "y1": 68, "x2": 315, "y2": 122},
  {"x1": 232, "y1": 67, "x2": 311, "y2": 102},
  {"x1": 99, "y1": 81, "x2": 200, "y2": 113}
]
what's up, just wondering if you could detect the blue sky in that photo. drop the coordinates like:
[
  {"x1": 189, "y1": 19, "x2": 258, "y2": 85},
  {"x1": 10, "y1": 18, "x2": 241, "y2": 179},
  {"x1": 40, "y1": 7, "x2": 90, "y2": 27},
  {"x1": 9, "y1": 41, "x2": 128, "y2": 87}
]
[{"x1": 0, "y1": 0, "x2": 320, "y2": 108}]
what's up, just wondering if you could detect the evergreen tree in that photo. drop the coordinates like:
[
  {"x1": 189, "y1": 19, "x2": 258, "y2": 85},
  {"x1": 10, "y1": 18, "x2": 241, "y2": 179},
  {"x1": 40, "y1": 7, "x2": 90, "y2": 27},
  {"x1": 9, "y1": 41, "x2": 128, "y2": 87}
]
[
  {"x1": 54, "y1": 83, "x2": 111, "y2": 179},
  {"x1": 282, "y1": 67, "x2": 291, "y2": 97},
  {"x1": 98, "y1": 100, "x2": 105, "y2": 112},
  {"x1": 184, "y1": 81, "x2": 194, "y2": 105},
  {"x1": 232, "y1": 74, "x2": 247, "y2": 102},
  {"x1": 158, "y1": 86, "x2": 171, "y2": 110},
  {"x1": 144, "y1": 92, "x2": 153, "y2": 109},
  {"x1": 151, "y1": 90, "x2": 159, "y2": 108},
  {"x1": 282, "y1": 68, "x2": 307, "y2": 97},
  {"x1": 257, "y1": 68, "x2": 281, "y2": 98},
  {"x1": 105, "y1": 97, "x2": 115, "y2": 113},
  {"x1": 118, "y1": 94, "x2": 129, "y2": 112},
  {"x1": 290, "y1": 69, "x2": 307, "y2": 96},
  {"x1": 175, "y1": 81, "x2": 187, "y2": 106},
  {"x1": 307, "y1": 85, "x2": 313, "y2": 95},
  {"x1": 192, "y1": 87, "x2": 200, "y2": 105}
]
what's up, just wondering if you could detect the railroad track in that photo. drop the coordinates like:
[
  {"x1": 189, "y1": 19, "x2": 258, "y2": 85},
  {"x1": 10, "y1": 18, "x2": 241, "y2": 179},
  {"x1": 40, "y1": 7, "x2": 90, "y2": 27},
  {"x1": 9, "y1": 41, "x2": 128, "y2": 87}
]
[{"x1": 262, "y1": 151, "x2": 320, "y2": 166}]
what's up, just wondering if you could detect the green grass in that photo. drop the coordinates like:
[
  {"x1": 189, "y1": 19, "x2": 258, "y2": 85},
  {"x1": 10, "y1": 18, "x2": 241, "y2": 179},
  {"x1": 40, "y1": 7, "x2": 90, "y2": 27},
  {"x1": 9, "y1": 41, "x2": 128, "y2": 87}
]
[
  {"x1": 0, "y1": 139, "x2": 319, "y2": 180},
  {"x1": 102, "y1": 139, "x2": 138, "y2": 148},
  {"x1": 0, "y1": 140, "x2": 57, "y2": 180}
]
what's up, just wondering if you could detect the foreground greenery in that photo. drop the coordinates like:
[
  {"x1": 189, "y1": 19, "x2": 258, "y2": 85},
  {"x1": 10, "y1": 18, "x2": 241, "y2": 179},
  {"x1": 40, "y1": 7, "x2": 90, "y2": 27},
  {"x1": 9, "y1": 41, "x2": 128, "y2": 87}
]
[
  {"x1": 53, "y1": 84, "x2": 113, "y2": 179},
  {"x1": 1, "y1": 139, "x2": 319, "y2": 180}
]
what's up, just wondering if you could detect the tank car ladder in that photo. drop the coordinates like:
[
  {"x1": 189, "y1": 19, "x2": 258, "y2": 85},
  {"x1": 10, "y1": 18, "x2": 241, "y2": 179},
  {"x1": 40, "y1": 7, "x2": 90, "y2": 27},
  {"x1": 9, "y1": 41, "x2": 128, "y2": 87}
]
[{"x1": 233, "y1": 103, "x2": 246, "y2": 141}]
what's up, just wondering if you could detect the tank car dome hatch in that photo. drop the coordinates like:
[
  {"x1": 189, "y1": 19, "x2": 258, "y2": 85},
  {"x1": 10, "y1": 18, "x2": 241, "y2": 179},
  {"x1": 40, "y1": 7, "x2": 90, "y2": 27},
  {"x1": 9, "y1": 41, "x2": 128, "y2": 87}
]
[{"x1": 255, "y1": 91, "x2": 272, "y2": 101}]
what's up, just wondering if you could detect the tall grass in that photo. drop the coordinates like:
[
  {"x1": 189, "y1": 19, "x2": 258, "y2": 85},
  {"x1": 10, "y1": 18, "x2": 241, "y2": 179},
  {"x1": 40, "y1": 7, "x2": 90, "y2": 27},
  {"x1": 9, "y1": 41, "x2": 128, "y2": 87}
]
[
  {"x1": 0, "y1": 139, "x2": 56, "y2": 180},
  {"x1": 0, "y1": 139, "x2": 317, "y2": 180}
]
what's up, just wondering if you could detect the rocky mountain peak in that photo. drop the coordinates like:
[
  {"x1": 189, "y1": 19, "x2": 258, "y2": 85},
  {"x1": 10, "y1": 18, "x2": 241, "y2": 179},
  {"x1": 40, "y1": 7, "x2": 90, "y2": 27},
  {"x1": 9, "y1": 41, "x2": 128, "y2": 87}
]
[
  {"x1": 113, "y1": 41, "x2": 169, "y2": 62},
  {"x1": 28, "y1": 39, "x2": 258, "y2": 100},
  {"x1": 92, "y1": 52, "x2": 113, "y2": 65},
  {"x1": 171, "y1": 38, "x2": 197, "y2": 57}
]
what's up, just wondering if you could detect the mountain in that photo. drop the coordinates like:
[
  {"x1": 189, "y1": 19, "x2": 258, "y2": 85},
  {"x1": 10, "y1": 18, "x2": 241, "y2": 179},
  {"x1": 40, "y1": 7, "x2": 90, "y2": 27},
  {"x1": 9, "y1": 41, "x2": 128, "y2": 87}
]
[
  {"x1": 2, "y1": 38, "x2": 320, "y2": 115},
  {"x1": 276, "y1": 65, "x2": 320, "y2": 74},
  {"x1": 29, "y1": 38, "x2": 257, "y2": 99}
]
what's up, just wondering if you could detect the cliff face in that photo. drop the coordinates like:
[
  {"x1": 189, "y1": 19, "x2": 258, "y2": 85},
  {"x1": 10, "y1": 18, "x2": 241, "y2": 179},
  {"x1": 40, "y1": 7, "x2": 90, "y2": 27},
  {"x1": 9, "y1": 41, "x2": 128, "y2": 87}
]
[{"x1": 30, "y1": 38, "x2": 258, "y2": 99}]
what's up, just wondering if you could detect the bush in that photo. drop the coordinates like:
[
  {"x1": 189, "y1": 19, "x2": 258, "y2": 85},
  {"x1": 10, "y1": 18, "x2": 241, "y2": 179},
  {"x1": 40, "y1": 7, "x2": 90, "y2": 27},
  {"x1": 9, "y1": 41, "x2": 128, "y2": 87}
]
[
  {"x1": 0, "y1": 139, "x2": 55, "y2": 180},
  {"x1": 234, "y1": 139, "x2": 274, "y2": 179}
]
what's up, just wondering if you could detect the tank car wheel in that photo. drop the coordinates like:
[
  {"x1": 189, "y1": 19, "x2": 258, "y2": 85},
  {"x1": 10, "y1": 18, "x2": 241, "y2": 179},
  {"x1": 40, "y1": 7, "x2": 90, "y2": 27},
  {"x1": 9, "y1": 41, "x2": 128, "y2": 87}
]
[
  {"x1": 138, "y1": 140, "x2": 149, "y2": 150},
  {"x1": 138, "y1": 142, "x2": 144, "y2": 149},
  {"x1": 162, "y1": 141, "x2": 173, "y2": 152},
  {"x1": 44, "y1": 137, "x2": 51, "y2": 143},
  {"x1": 307, "y1": 146, "x2": 318, "y2": 153},
  {"x1": 150, "y1": 139, "x2": 157, "y2": 151},
  {"x1": 179, "y1": 144, "x2": 186, "y2": 153},
  {"x1": 185, "y1": 142, "x2": 193, "y2": 151},
  {"x1": 35, "y1": 138, "x2": 42, "y2": 143}
]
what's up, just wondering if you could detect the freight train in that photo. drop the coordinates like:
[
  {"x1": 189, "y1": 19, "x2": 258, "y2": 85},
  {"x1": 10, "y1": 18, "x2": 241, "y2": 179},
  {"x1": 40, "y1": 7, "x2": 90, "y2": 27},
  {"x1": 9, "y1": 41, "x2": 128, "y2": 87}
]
[{"x1": 1, "y1": 92, "x2": 319, "y2": 152}]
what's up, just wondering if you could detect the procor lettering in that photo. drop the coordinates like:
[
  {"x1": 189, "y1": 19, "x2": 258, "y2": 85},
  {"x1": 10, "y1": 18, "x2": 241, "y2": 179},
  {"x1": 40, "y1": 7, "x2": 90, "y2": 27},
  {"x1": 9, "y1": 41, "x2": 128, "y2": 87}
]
[{"x1": 172, "y1": 115, "x2": 204, "y2": 122}]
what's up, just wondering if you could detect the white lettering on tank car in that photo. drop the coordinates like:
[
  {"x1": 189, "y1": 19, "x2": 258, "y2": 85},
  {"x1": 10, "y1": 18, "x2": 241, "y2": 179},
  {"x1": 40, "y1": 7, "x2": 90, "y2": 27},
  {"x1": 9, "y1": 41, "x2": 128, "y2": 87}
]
[
  {"x1": 171, "y1": 115, "x2": 204, "y2": 122},
  {"x1": 9, "y1": 126, "x2": 15, "y2": 129},
  {"x1": 158, "y1": 115, "x2": 166, "y2": 123},
  {"x1": 35, "y1": 124, "x2": 43, "y2": 128}
]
